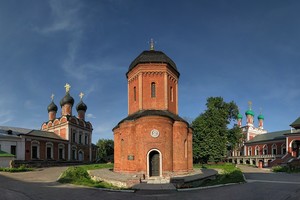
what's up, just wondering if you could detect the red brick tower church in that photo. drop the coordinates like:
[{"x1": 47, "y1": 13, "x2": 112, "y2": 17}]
[
  {"x1": 42, "y1": 84, "x2": 94, "y2": 162},
  {"x1": 113, "y1": 41, "x2": 193, "y2": 178}
]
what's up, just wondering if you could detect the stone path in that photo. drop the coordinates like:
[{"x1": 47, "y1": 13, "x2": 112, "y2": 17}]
[{"x1": 0, "y1": 166, "x2": 68, "y2": 182}]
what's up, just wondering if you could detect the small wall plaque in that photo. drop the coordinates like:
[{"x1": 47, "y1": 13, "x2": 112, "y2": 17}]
[
  {"x1": 128, "y1": 155, "x2": 134, "y2": 160},
  {"x1": 150, "y1": 129, "x2": 160, "y2": 138}
]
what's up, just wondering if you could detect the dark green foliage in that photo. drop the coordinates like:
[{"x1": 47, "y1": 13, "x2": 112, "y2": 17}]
[
  {"x1": 192, "y1": 97, "x2": 242, "y2": 163},
  {"x1": 96, "y1": 139, "x2": 114, "y2": 163},
  {"x1": 0, "y1": 165, "x2": 33, "y2": 172},
  {"x1": 58, "y1": 166, "x2": 120, "y2": 189},
  {"x1": 272, "y1": 165, "x2": 300, "y2": 173},
  {"x1": 200, "y1": 163, "x2": 244, "y2": 186}
]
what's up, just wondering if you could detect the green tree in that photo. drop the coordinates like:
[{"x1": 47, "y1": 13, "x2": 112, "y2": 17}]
[
  {"x1": 96, "y1": 139, "x2": 114, "y2": 163},
  {"x1": 192, "y1": 97, "x2": 242, "y2": 163}
]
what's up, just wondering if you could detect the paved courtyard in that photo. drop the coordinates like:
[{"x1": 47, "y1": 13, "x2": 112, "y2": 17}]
[{"x1": 0, "y1": 165, "x2": 299, "y2": 200}]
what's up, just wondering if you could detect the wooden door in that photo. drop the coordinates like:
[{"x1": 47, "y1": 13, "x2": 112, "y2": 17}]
[{"x1": 149, "y1": 151, "x2": 159, "y2": 176}]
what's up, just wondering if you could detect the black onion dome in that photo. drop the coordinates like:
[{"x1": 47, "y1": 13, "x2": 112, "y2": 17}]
[
  {"x1": 47, "y1": 101, "x2": 58, "y2": 112},
  {"x1": 60, "y1": 93, "x2": 75, "y2": 107},
  {"x1": 127, "y1": 50, "x2": 179, "y2": 76},
  {"x1": 76, "y1": 100, "x2": 87, "y2": 112}
]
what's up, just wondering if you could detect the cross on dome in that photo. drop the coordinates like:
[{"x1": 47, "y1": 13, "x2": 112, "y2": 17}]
[
  {"x1": 79, "y1": 92, "x2": 84, "y2": 100},
  {"x1": 51, "y1": 94, "x2": 55, "y2": 101},
  {"x1": 149, "y1": 38, "x2": 155, "y2": 51},
  {"x1": 64, "y1": 83, "x2": 71, "y2": 93},
  {"x1": 248, "y1": 101, "x2": 252, "y2": 110}
]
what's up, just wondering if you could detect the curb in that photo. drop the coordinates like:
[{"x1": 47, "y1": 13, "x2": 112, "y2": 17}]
[{"x1": 177, "y1": 181, "x2": 246, "y2": 192}]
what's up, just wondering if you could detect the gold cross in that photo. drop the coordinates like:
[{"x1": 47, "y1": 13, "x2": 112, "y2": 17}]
[
  {"x1": 248, "y1": 101, "x2": 252, "y2": 110},
  {"x1": 149, "y1": 38, "x2": 155, "y2": 50},
  {"x1": 79, "y1": 92, "x2": 84, "y2": 100},
  {"x1": 64, "y1": 83, "x2": 71, "y2": 93},
  {"x1": 50, "y1": 94, "x2": 55, "y2": 101}
]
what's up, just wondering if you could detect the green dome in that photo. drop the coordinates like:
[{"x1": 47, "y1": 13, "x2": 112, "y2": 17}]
[
  {"x1": 237, "y1": 113, "x2": 243, "y2": 119},
  {"x1": 245, "y1": 110, "x2": 255, "y2": 116},
  {"x1": 258, "y1": 114, "x2": 264, "y2": 120}
]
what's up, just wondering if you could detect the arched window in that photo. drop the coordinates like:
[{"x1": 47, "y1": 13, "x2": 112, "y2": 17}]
[
  {"x1": 121, "y1": 139, "x2": 124, "y2": 159},
  {"x1": 31, "y1": 141, "x2": 40, "y2": 159},
  {"x1": 72, "y1": 130, "x2": 77, "y2": 143},
  {"x1": 263, "y1": 145, "x2": 268, "y2": 155},
  {"x1": 72, "y1": 146, "x2": 77, "y2": 160},
  {"x1": 255, "y1": 146, "x2": 260, "y2": 155},
  {"x1": 184, "y1": 140, "x2": 187, "y2": 158},
  {"x1": 170, "y1": 86, "x2": 173, "y2": 102},
  {"x1": 151, "y1": 82, "x2": 156, "y2": 98},
  {"x1": 272, "y1": 144, "x2": 277, "y2": 155},
  {"x1": 248, "y1": 147, "x2": 252, "y2": 156},
  {"x1": 85, "y1": 134, "x2": 88, "y2": 145},
  {"x1": 79, "y1": 133, "x2": 82, "y2": 144},
  {"x1": 133, "y1": 86, "x2": 137, "y2": 101},
  {"x1": 46, "y1": 142, "x2": 53, "y2": 159},
  {"x1": 58, "y1": 144, "x2": 65, "y2": 160},
  {"x1": 281, "y1": 144, "x2": 286, "y2": 155}
]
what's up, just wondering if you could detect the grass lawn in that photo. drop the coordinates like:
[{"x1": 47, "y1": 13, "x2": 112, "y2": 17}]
[
  {"x1": 194, "y1": 163, "x2": 245, "y2": 186},
  {"x1": 58, "y1": 163, "x2": 123, "y2": 189},
  {"x1": 58, "y1": 163, "x2": 245, "y2": 189}
]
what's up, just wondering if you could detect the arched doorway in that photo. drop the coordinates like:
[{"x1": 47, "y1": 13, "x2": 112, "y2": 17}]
[
  {"x1": 148, "y1": 150, "x2": 160, "y2": 177},
  {"x1": 78, "y1": 150, "x2": 84, "y2": 161}
]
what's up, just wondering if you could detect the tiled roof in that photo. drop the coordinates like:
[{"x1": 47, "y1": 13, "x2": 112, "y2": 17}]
[
  {"x1": 113, "y1": 110, "x2": 189, "y2": 130},
  {"x1": 245, "y1": 130, "x2": 289, "y2": 144}
]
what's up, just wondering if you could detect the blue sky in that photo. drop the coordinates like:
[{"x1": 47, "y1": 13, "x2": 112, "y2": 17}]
[{"x1": 1, "y1": 0, "x2": 300, "y2": 143}]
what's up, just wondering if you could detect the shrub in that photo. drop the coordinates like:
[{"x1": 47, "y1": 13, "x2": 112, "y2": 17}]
[
  {"x1": 0, "y1": 166, "x2": 33, "y2": 173},
  {"x1": 58, "y1": 166, "x2": 121, "y2": 189}
]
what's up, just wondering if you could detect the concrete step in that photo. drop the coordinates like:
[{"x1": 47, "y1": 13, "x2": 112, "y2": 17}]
[{"x1": 147, "y1": 177, "x2": 170, "y2": 184}]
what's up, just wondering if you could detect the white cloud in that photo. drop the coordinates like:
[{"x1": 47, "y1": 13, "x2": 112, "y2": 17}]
[
  {"x1": 34, "y1": 0, "x2": 82, "y2": 34},
  {"x1": 86, "y1": 113, "x2": 96, "y2": 119},
  {"x1": 0, "y1": 110, "x2": 13, "y2": 125}
]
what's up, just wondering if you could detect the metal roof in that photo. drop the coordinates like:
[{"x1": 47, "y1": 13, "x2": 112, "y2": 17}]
[
  {"x1": 113, "y1": 110, "x2": 189, "y2": 130},
  {"x1": 127, "y1": 50, "x2": 179, "y2": 76},
  {"x1": 245, "y1": 130, "x2": 289, "y2": 144}
]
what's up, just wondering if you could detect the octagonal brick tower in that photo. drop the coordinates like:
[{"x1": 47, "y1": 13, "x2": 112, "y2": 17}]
[{"x1": 113, "y1": 43, "x2": 193, "y2": 178}]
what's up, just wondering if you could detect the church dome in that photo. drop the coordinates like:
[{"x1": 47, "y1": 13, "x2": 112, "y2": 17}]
[
  {"x1": 47, "y1": 101, "x2": 58, "y2": 113},
  {"x1": 127, "y1": 50, "x2": 179, "y2": 76},
  {"x1": 237, "y1": 113, "x2": 243, "y2": 119},
  {"x1": 60, "y1": 93, "x2": 74, "y2": 107},
  {"x1": 76, "y1": 100, "x2": 87, "y2": 112},
  {"x1": 245, "y1": 109, "x2": 254, "y2": 116},
  {"x1": 258, "y1": 114, "x2": 264, "y2": 120}
]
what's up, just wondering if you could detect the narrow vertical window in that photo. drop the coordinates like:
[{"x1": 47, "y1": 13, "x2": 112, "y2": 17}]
[
  {"x1": 170, "y1": 86, "x2": 173, "y2": 102},
  {"x1": 151, "y1": 82, "x2": 156, "y2": 98},
  {"x1": 184, "y1": 140, "x2": 187, "y2": 158},
  {"x1": 134, "y1": 86, "x2": 136, "y2": 101}
]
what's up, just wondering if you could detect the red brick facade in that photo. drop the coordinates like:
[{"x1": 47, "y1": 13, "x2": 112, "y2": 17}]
[
  {"x1": 114, "y1": 49, "x2": 193, "y2": 178},
  {"x1": 41, "y1": 86, "x2": 96, "y2": 162}
]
